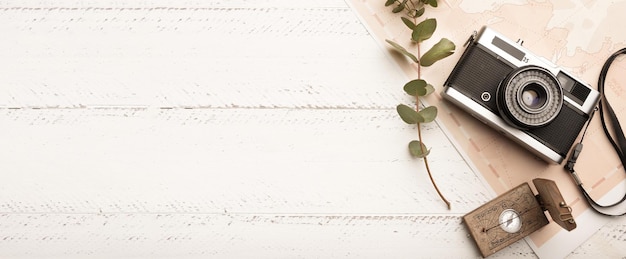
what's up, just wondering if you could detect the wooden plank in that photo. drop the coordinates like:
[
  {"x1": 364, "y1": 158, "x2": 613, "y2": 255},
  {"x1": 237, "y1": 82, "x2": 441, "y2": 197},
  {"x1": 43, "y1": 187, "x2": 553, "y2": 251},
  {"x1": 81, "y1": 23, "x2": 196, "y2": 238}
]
[
  {"x1": 569, "y1": 217, "x2": 626, "y2": 258},
  {"x1": 0, "y1": 2, "x2": 406, "y2": 109},
  {"x1": 0, "y1": 213, "x2": 536, "y2": 258},
  {"x1": 0, "y1": 107, "x2": 497, "y2": 257},
  {"x1": 0, "y1": 108, "x2": 491, "y2": 214}
]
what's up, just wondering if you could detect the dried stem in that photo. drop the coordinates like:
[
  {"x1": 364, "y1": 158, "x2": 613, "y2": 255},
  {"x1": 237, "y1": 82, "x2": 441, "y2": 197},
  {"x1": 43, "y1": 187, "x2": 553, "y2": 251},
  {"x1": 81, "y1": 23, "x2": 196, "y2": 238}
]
[{"x1": 416, "y1": 42, "x2": 451, "y2": 210}]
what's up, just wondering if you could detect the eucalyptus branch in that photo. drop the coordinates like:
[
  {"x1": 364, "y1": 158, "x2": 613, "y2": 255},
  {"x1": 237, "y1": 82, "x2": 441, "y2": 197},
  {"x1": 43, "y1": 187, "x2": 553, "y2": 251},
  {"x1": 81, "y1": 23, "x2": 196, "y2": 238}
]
[{"x1": 385, "y1": 0, "x2": 455, "y2": 209}]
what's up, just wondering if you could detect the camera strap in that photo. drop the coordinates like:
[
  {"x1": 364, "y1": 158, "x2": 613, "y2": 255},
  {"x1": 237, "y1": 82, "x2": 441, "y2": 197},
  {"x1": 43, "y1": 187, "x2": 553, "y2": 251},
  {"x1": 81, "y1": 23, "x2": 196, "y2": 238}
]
[{"x1": 565, "y1": 47, "x2": 626, "y2": 216}]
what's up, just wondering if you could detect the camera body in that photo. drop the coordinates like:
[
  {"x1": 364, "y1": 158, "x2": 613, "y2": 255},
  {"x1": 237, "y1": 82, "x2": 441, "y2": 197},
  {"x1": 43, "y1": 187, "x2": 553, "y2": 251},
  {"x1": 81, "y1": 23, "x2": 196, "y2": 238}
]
[{"x1": 442, "y1": 27, "x2": 600, "y2": 164}]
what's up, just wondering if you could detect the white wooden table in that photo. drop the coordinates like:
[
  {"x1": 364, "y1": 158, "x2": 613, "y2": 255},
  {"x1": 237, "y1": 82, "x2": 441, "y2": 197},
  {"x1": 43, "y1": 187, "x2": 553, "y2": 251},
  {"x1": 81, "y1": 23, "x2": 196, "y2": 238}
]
[{"x1": 1, "y1": 0, "x2": 625, "y2": 258}]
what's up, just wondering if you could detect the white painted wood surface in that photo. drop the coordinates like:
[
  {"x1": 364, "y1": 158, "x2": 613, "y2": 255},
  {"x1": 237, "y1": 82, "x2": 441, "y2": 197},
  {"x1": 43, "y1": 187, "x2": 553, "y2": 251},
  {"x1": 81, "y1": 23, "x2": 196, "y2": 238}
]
[{"x1": 1, "y1": 0, "x2": 625, "y2": 258}]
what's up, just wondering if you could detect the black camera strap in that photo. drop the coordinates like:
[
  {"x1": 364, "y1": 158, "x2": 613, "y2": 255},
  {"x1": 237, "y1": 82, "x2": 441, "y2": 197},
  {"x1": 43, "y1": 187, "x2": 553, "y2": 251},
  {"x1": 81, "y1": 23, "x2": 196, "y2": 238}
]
[{"x1": 565, "y1": 47, "x2": 626, "y2": 216}]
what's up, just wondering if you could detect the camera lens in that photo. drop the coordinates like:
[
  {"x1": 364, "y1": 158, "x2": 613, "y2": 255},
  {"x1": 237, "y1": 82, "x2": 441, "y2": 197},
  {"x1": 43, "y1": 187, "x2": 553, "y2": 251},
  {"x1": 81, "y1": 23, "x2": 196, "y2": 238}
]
[
  {"x1": 520, "y1": 83, "x2": 547, "y2": 110},
  {"x1": 496, "y1": 66, "x2": 563, "y2": 129}
]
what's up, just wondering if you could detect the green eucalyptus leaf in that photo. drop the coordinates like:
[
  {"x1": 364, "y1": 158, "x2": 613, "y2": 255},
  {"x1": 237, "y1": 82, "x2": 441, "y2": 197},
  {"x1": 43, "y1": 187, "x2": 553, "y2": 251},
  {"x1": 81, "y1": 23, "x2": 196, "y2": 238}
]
[
  {"x1": 392, "y1": 3, "x2": 405, "y2": 13},
  {"x1": 401, "y1": 17, "x2": 416, "y2": 30},
  {"x1": 411, "y1": 18, "x2": 436, "y2": 43},
  {"x1": 385, "y1": 0, "x2": 395, "y2": 6},
  {"x1": 385, "y1": 39, "x2": 419, "y2": 63},
  {"x1": 397, "y1": 104, "x2": 422, "y2": 124},
  {"x1": 414, "y1": 7, "x2": 425, "y2": 17},
  {"x1": 420, "y1": 38, "x2": 455, "y2": 67},
  {"x1": 409, "y1": 140, "x2": 430, "y2": 158},
  {"x1": 427, "y1": 0, "x2": 438, "y2": 7},
  {"x1": 403, "y1": 79, "x2": 427, "y2": 96},
  {"x1": 424, "y1": 84, "x2": 436, "y2": 95},
  {"x1": 418, "y1": 106, "x2": 438, "y2": 123},
  {"x1": 407, "y1": 7, "x2": 425, "y2": 18}
]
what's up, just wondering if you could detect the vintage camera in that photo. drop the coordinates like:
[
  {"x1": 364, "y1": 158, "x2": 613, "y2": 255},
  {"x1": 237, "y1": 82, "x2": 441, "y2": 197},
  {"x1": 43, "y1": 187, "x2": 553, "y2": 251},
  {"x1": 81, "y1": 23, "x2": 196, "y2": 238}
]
[{"x1": 442, "y1": 27, "x2": 600, "y2": 164}]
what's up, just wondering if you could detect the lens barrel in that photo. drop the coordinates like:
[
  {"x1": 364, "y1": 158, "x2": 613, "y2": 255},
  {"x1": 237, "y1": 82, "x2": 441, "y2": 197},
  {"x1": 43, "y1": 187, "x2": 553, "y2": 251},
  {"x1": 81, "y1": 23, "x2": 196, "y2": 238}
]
[{"x1": 496, "y1": 66, "x2": 563, "y2": 129}]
